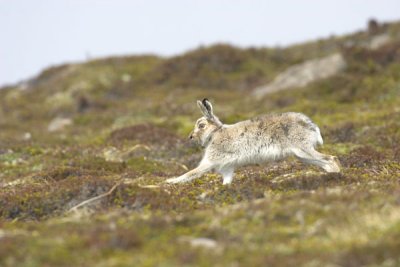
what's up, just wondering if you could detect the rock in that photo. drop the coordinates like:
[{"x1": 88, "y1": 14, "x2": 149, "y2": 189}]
[
  {"x1": 121, "y1": 74, "x2": 131, "y2": 83},
  {"x1": 368, "y1": 33, "x2": 391, "y2": 50},
  {"x1": 48, "y1": 117, "x2": 73, "y2": 132},
  {"x1": 22, "y1": 132, "x2": 32, "y2": 141},
  {"x1": 189, "y1": 237, "x2": 218, "y2": 249},
  {"x1": 368, "y1": 19, "x2": 380, "y2": 35},
  {"x1": 252, "y1": 53, "x2": 346, "y2": 97}
]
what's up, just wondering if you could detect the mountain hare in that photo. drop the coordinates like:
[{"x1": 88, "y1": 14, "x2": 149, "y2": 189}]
[{"x1": 166, "y1": 99, "x2": 341, "y2": 185}]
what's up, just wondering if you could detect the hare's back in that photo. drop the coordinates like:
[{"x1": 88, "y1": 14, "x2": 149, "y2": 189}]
[{"x1": 206, "y1": 112, "x2": 321, "y2": 164}]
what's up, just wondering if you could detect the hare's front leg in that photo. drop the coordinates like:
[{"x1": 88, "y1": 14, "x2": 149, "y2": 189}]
[
  {"x1": 220, "y1": 167, "x2": 235, "y2": 185},
  {"x1": 166, "y1": 160, "x2": 213, "y2": 184}
]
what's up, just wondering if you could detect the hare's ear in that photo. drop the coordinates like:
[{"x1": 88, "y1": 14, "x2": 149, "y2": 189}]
[
  {"x1": 197, "y1": 98, "x2": 223, "y2": 126},
  {"x1": 197, "y1": 98, "x2": 214, "y2": 120}
]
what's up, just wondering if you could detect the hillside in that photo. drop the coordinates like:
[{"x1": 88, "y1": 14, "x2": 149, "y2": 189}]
[{"x1": 1, "y1": 20, "x2": 400, "y2": 266}]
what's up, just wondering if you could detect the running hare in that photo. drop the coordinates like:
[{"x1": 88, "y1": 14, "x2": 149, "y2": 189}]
[{"x1": 166, "y1": 99, "x2": 341, "y2": 185}]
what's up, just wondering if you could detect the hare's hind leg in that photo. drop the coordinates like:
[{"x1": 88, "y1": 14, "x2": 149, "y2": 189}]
[{"x1": 292, "y1": 148, "x2": 341, "y2": 173}]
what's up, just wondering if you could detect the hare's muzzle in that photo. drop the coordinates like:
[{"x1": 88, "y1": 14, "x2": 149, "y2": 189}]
[{"x1": 188, "y1": 131, "x2": 194, "y2": 140}]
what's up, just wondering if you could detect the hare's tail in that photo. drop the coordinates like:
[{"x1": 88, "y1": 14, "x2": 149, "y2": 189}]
[
  {"x1": 298, "y1": 113, "x2": 323, "y2": 146},
  {"x1": 315, "y1": 126, "x2": 323, "y2": 146}
]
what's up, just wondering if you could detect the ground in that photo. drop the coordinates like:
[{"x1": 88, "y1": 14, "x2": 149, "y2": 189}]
[{"x1": 0, "y1": 21, "x2": 400, "y2": 267}]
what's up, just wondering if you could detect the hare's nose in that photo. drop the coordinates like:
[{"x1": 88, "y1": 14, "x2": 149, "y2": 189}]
[{"x1": 188, "y1": 132, "x2": 194, "y2": 139}]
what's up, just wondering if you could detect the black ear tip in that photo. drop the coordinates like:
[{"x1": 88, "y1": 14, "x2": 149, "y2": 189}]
[{"x1": 202, "y1": 98, "x2": 209, "y2": 105}]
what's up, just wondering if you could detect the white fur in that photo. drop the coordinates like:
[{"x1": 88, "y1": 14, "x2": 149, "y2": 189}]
[
  {"x1": 166, "y1": 99, "x2": 341, "y2": 185},
  {"x1": 315, "y1": 126, "x2": 324, "y2": 145}
]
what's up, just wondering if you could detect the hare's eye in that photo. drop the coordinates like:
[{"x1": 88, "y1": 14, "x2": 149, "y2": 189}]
[{"x1": 199, "y1": 123, "x2": 206, "y2": 129}]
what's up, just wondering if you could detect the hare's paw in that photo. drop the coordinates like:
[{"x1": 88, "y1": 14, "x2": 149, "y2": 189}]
[{"x1": 165, "y1": 177, "x2": 184, "y2": 184}]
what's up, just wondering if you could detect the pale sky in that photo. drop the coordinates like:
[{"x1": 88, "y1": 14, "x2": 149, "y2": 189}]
[{"x1": 0, "y1": 0, "x2": 399, "y2": 86}]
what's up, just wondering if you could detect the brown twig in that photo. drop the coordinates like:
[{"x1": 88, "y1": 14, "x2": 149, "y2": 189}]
[{"x1": 68, "y1": 181, "x2": 122, "y2": 213}]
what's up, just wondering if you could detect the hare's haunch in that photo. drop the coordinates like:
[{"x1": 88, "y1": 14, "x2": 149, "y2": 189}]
[{"x1": 166, "y1": 99, "x2": 341, "y2": 185}]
